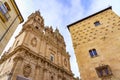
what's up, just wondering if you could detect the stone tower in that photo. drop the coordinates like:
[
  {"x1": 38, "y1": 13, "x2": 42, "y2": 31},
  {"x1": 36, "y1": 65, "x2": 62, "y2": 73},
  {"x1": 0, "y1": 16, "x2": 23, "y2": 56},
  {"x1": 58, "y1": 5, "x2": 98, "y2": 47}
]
[
  {"x1": 0, "y1": 11, "x2": 74, "y2": 80},
  {"x1": 68, "y1": 7, "x2": 120, "y2": 80}
]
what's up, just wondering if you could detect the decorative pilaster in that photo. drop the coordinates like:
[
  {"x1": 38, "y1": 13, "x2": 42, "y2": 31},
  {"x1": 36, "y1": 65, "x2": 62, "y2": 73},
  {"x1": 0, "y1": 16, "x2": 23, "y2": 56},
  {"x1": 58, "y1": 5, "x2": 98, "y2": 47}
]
[
  {"x1": 43, "y1": 68, "x2": 49, "y2": 80},
  {"x1": 10, "y1": 55, "x2": 23, "y2": 80},
  {"x1": 39, "y1": 67, "x2": 44, "y2": 80},
  {"x1": 34, "y1": 64, "x2": 41, "y2": 80}
]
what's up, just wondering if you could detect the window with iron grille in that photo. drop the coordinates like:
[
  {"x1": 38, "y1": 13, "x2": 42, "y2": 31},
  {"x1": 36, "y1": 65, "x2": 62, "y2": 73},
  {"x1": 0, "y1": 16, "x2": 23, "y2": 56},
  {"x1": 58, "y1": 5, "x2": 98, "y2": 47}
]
[
  {"x1": 89, "y1": 49, "x2": 98, "y2": 57},
  {"x1": 95, "y1": 65, "x2": 112, "y2": 78}
]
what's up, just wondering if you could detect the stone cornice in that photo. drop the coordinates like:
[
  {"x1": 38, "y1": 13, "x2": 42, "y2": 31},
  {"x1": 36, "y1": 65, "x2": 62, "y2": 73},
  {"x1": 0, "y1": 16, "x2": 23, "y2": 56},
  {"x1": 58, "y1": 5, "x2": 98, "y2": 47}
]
[
  {"x1": 13, "y1": 55, "x2": 24, "y2": 62},
  {"x1": 0, "y1": 47, "x2": 22, "y2": 64},
  {"x1": 10, "y1": 0, "x2": 24, "y2": 23}
]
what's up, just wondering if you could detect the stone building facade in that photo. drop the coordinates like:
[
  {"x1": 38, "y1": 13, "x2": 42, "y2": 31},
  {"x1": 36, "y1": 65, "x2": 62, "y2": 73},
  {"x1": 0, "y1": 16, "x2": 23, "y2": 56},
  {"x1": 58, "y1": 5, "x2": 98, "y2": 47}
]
[
  {"x1": 67, "y1": 7, "x2": 120, "y2": 80},
  {"x1": 0, "y1": 11, "x2": 75, "y2": 80},
  {"x1": 0, "y1": 0, "x2": 24, "y2": 54}
]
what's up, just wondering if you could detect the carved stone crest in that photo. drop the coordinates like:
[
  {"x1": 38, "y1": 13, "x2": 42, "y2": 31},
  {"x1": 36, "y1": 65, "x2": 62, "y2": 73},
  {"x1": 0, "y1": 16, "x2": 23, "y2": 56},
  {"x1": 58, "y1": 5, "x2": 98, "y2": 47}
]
[
  {"x1": 23, "y1": 64, "x2": 32, "y2": 77},
  {"x1": 31, "y1": 37, "x2": 37, "y2": 47}
]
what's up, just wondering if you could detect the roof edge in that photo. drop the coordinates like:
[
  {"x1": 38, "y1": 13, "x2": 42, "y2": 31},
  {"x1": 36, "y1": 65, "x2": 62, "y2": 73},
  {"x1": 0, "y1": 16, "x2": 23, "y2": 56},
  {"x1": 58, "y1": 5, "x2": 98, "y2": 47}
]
[
  {"x1": 67, "y1": 6, "x2": 112, "y2": 30},
  {"x1": 11, "y1": 0, "x2": 24, "y2": 23}
]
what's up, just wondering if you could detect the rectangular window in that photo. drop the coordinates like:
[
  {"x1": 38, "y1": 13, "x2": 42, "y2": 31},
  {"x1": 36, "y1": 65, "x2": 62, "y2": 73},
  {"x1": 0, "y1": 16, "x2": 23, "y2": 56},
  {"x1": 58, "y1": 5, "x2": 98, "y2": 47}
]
[
  {"x1": 94, "y1": 21, "x2": 101, "y2": 26},
  {"x1": 95, "y1": 65, "x2": 112, "y2": 78},
  {"x1": 0, "y1": 2, "x2": 10, "y2": 22},
  {"x1": 89, "y1": 49, "x2": 98, "y2": 57},
  {"x1": 4, "y1": 2, "x2": 11, "y2": 11},
  {"x1": 50, "y1": 54, "x2": 54, "y2": 62}
]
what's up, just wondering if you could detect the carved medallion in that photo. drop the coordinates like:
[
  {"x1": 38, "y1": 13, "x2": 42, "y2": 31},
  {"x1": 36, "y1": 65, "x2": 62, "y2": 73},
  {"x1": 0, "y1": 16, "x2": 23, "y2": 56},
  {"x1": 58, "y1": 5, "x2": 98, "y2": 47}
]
[
  {"x1": 31, "y1": 37, "x2": 37, "y2": 47},
  {"x1": 23, "y1": 64, "x2": 32, "y2": 77}
]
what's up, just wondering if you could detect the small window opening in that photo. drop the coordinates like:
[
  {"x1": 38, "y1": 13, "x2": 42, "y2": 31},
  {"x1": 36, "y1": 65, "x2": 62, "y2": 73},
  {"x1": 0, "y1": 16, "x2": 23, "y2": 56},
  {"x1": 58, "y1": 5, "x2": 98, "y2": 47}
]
[
  {"x1": 89, "y1": 49, "x2": 98, "y2": 57},
  {"x1": 38, "y1": 18, "x2": 40, "y2": 21},
  {"x1": 94, "y1": 21, "x2": 101, "y2": 26},
  {"x1": 50, "y1": 54, "x2": 54, "y2": 62},
  {"x1": 35, "y1": 26, "x2": 39, "y2": 29}
]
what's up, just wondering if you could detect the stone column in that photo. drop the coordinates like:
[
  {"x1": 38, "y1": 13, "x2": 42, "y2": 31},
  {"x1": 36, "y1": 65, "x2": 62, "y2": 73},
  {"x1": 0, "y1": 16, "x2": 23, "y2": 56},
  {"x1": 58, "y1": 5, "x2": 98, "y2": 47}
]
[
  {"x1": 43, "y1": 68, "x2": 49, "y2": 80},
  {"x1": 34, "y1": 64, "x2": 41, "y2": 80},
  {"x1": 40, "y1": 67, "x2": 44, "y2": 80},
  {"x1": 10, "y1": 56, "x2": 23, "y2": 80},
  {"x1": 43, "y1": 62, "x2": 50, "y2": 80}
]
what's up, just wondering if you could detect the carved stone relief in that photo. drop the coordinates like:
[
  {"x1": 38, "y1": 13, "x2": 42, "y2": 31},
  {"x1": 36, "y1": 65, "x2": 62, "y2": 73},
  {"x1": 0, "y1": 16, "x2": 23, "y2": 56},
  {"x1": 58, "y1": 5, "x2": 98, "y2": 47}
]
[
  {"x1": 31, "y1": 37, "x2": 37, "y2": 47},
  {"x1": 23, "y1": 64, "x2": 32, "y2": 77}
]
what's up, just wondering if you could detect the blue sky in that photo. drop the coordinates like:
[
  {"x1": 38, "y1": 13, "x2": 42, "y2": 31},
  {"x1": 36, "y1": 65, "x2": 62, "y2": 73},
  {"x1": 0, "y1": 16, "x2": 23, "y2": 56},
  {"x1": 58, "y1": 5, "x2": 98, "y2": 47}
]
[{"x1": 4, "y1": 0, "x2": 120, "y2": 78}]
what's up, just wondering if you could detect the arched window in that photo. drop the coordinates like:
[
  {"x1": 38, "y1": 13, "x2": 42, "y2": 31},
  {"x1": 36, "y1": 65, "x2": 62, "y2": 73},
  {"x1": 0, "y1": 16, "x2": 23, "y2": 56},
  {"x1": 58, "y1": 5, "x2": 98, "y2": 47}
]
[
  {"x1": 50, "y1": 54, "x2": 54, "y2": 62},
  {"x1": 35, "y1": 26, "x2": 39, "y2": 29}
]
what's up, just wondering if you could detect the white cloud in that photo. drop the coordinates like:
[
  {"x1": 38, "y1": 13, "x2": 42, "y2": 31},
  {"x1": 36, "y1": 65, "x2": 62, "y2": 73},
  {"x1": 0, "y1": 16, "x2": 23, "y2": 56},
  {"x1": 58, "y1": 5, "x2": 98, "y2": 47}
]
[{"x1": 86, "y1": 0, "x2": 120, "y2": 16}]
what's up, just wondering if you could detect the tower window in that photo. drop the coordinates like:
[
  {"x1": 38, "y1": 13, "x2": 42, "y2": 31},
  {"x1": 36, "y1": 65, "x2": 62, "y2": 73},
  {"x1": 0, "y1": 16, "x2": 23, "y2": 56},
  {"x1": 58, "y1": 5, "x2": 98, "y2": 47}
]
[
  {"x1": 38, "y1": 18, "x2": 40, "y2": 21},
  {"x1": 94, "y1": 21, "x2": 101, "y2": 26},
  {"x1": 95, "y1": 65, "x2": 112, "y2": 78},
  {"x1": 35, "y1": 26, "x2": 39, "y2": 29},
  {"x1": 89, "y1": 49, "x2": 98, "y2": 57}
]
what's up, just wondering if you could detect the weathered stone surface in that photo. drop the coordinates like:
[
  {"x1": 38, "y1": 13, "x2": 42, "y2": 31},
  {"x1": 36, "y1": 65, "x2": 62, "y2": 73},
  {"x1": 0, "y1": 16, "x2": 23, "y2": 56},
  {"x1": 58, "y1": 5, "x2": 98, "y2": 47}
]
[
  {"x1": 0, "y1": 0, "x2": 24, "y2": 54},
  {"x1": 0, "y1": 11, "x2": 75, "y2": 80},
  {"x1": 68, "y1": 7, "x2": 120, "y2": 80}
]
